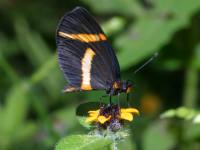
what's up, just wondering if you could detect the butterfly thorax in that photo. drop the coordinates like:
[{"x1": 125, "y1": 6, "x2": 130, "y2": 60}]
[{"x1": 106, "y1": 80, "x2": 132, "y2": 96}]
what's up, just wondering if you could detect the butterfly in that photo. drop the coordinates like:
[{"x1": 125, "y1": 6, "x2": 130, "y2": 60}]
[{"x1": 56, "y1": 7, "x2": 132, "y2": 97}]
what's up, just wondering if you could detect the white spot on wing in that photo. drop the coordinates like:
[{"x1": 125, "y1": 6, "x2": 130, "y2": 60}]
[{"x1": 81, "y1": 48, "x2": 95, "y2": 90}]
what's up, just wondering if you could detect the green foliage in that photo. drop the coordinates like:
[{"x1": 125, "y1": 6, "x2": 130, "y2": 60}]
[
  {"x1": 161, "y1": 107, "x2": 200, "y2": 122},
  {"x1": 0, "y1": 82, "x2": 34, "y2": 149},
  {"x1": 0, "y1": 0, "x2": 200, "y2": 149},
  {"x1": 142, "y1": 121, "x2": 176, "y2": 150},
  {"x1": 84, "y1": 0, "x2": 200, "y2": 69},
  {"x1": 14, "y1": 17, "x2": 62, "y2": 99},
  {"x1": 83, "y1": 0, "x2": 143, "y2": 16},
  {"x1": 55, "y1": 135, "x2": 112, "y2": 150}
]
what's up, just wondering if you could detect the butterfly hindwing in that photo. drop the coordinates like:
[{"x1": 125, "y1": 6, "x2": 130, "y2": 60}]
[{"x1": 56, "y1": 7, "x2": 121, "y2": 92}]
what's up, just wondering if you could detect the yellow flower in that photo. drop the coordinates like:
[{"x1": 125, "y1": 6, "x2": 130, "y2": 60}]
[
  {"x1": 120, "y1": 108, "x2": 139, "y2": 121},
  {"x1": 85, "y1": 105, "x2": 139, "y2": 125},
  {"x1": 85, "y1": 109, "x2": 111, "y2": 124}
]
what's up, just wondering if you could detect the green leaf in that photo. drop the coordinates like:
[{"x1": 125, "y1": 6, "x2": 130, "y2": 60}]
[
  {"x1": 52, "y1": 106, "x2": 81, "y2": 134},
  {"x1": 30, "y1": 54, "x2": 58, "y2": 84},
  {"x1": 2, "y1": 81, "x2": 31, "y2": 134},
  {"x1": 14, "y1": 17, "x2": 51, "y2": 67},
  {"x1": 14, "y1": 17, "x2": 62, "y2": 99},
  {"x1": 160, "y1": 109, "x2": 176, "y2": 118},
  {"x1": 0, "y1": 52, "x2": 19, "y2": 83},
  {"x1": 118, "y1": 137, "x2": 136, "y2": 150},
  {"x1": 143, "y1": 120, "x2": 176, "y2": 150},
  {"x1": 154, "y1": 0, "x2": 200, "y2": 16},
  {"x1": 184, "y1": 123, "x2": 200, "y2": 140},
  {"x1": 83, "y1": 0, "x2": 144, "y2": 16},
  {"x1": 115, "y1": 16, "x2": 189, "y2": 69},
  {"x1": 193, "y1": 114, "x2": 200, "y2": 124},
  {"x1": 55, "y1": 135, "x2": 112, "y2": 150},
  {"x1": 0, "y1": 35, "x2": 19, "y2": 57},
  {"x1": 102, "y1": 17, "x2": 126, "y2": 36},
  {"x1": 0, "y1": 81, "x2": 31, "y2": 149},
  {"x1": 13, "y1": 122, "x2": 38, "y2": 143},
  {"x1": 160, "y1": 107, "x2": 198, "y2": 120}
]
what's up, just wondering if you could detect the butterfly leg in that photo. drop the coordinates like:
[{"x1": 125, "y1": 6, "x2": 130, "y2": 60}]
[
  {"x1": 126, "y1": 93, "x2": 130, "y2": 107},
  {"x1": 109, "y1": 95, "x2": 112, "y2": 106},
  {"x1": 117, "y1": 93, "x2": 120, "y2": 107}
]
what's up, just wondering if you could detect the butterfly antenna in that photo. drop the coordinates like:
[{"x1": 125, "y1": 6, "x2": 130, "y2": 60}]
[{"x1": 134, "y1": 52, "x2": 159, "y2": 74}]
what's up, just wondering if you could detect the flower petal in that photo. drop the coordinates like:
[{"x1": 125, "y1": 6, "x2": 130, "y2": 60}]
[
  {"x1": 88, "y1": 109, "x2": 99, "y2": 114},
  {"x1": 89, "y1": 113, "x2": 98, "y2": 117},
  {"x1": 98, "y1": 115, "x2": 111, "y2": 124},
  {"x1": 121, "y1": 108, "x2": 139, "y2": 115},
  {"x1": 85, "y1": 116, "x2": 97, "y2": 123},
  {"x1": 88, "y1": 109, "x2": 100, "y2": 117},
  {"x1": 120, "y1": 112, "x2": 133, "y2": 121}
]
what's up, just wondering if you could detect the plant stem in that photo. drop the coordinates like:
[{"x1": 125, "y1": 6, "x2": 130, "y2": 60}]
[
  {"x1": 182, "y1": 59, "x2": 198, "y2": 108},
  {"x1": 182, "y1": 45, "x2": 199, "y2": 108},
  {"x1": 182, "y1": 16, "x2": 199, "y2": 108}
]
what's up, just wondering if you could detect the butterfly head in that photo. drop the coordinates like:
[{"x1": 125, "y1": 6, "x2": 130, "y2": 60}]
[
  {"x1": 108, "y1": 80, "x2": 133, "y2": 95},
  {"x1": 121, "y1": 80, "x2": 133, "y2": 93}
]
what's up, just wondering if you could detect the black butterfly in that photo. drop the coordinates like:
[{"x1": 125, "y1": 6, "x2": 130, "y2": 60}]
[{"x1": 56, "y1": 7, "x2": 132, "y2": 96}]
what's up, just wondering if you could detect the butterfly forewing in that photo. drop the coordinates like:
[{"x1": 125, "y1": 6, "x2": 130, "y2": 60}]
[{"x1": 56, "y1": 7, "x2": 121, "y2": 92}]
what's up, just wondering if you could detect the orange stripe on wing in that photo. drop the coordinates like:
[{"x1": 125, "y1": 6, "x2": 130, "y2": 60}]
[
  {"x1": 99, "y1": 33, "x2": 106, "y2": 40},
  {"x1": 81, "y1": 48, "x2": 96, "y2": 90},
  {"x1": 58, "y1": 32, "x2": 107, "y2": 42}
]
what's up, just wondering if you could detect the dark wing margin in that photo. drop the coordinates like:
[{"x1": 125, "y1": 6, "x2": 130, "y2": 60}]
[
  {"x1": 56, "y1": 7, "x2": 104, "y2": 35},
  {"x1": 56, "y1": 7, "x2": 121, "y2": 92}
]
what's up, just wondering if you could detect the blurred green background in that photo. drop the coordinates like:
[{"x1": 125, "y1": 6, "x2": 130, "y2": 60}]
[{"x1": 0, "y1": 0, "x2": 200, "y2": 150}]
